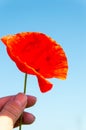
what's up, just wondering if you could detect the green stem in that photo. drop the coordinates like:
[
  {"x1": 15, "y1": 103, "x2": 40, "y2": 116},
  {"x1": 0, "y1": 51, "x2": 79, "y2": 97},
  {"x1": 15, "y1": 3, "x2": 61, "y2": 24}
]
[
  {"x1": 24, "y1": 73, "x2": 27, "y2": 94},
  {"x1": 19, "y1": 73, "x2": 27, "y2": 130}
]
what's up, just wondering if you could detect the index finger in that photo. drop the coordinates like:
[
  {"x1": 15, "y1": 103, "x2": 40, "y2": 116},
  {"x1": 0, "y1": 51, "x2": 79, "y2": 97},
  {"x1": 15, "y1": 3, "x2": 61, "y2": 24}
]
[{"x1": 0, "y1": 94, "x2": 37, "y2": 111}]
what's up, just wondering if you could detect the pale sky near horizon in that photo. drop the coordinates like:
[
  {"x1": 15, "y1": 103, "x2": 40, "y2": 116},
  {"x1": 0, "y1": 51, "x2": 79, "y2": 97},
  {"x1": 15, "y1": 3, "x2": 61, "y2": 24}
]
[{"x1": 0, "y1": 0, "x2": 86, "y2": 130}]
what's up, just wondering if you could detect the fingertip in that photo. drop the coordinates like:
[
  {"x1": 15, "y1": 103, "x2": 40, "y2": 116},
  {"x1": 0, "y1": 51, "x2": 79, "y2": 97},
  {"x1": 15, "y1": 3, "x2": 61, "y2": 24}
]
[
  {"x1": 23, "y1": 112, "x2": 36, "y2": 124},
  {"x1": 26, "y1": 95, "x2": 37, "y2": 107},
  {"x1": 14, "y1": 93, "x2": 27, "y2": 108}
]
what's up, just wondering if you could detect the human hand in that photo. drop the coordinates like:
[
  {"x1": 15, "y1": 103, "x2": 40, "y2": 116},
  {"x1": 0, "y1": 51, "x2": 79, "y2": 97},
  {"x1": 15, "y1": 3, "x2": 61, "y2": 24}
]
[{"x1": 0, "y1": 93, "x2": 37, "y2": 130}]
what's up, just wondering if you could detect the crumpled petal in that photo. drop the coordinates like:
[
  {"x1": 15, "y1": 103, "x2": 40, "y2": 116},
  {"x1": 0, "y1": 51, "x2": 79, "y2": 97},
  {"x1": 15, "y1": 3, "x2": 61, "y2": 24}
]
[{"x1": 1, "y1": 32, "x2": 68, "y2": 92}]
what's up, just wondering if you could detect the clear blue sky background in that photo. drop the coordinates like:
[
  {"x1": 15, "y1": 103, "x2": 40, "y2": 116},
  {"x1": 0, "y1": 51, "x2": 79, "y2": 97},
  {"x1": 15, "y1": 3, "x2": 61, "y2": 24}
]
[{"x1": 0, "y1": 0, "x2": 86, "y2": 130}]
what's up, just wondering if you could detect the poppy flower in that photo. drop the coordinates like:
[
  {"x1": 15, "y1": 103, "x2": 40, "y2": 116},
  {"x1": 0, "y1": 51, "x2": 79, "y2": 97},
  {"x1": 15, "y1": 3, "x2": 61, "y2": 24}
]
[{"x1": 1, "y1": 32, "x2": 68, "y2": 92}]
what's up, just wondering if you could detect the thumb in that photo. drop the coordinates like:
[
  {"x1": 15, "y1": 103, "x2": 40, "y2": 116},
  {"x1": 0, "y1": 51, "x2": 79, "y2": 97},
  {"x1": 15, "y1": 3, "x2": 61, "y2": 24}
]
[{"x1": 0, "y1": 93, "x2": 27, "y2": 129}]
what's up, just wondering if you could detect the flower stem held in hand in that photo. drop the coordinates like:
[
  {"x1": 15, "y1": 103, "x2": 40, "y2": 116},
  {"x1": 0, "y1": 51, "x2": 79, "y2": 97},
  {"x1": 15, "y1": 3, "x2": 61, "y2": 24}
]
[{"x1": 19, "y1": 73, "x2": 27, "y2": 130}]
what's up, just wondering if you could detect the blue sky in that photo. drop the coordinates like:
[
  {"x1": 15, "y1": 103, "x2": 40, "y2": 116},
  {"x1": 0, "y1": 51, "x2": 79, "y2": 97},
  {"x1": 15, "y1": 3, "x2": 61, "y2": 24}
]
[{"x1": 0, "y1": 0, "x2": 86, "y2": 130}]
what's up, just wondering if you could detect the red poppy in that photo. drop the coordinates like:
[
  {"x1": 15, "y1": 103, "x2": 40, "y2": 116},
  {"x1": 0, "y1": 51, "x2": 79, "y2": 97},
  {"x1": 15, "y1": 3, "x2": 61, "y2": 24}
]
[{"x1": 1, "y1": 32, "x2": 68, "y2": 92}]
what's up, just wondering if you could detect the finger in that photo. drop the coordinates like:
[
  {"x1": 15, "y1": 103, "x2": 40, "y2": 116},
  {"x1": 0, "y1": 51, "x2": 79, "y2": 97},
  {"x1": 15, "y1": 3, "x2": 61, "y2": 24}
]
[
  {"x1": 0, "y1": 94, "x2": 37, "y2": 110},
  {"x1": 0, "y1": 93, "x2": 27, "y2": 125},
  {"x1": 26, "y1": 95, "x2": 37, "y2": 108},
  {"x1": 14, "y1": 112, "x2": 35, "y2": 127}
]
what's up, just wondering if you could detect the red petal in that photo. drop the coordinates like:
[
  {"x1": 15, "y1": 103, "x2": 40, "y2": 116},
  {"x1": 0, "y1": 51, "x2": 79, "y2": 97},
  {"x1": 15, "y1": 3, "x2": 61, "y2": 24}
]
[
  {"x1": 37, "y1": 76, "x2": 53, "y2": 93},
  {"x1": 6, "y1": 50, "x2": 52, "y2": 93},
  {"x1": 1, "y1": 32, "x2": 68, "y2": 93}
]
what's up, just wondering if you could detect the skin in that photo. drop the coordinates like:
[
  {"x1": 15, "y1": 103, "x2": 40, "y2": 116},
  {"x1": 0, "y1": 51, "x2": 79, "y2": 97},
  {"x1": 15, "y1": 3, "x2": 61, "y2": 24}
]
[{"x1": 0, "y1": 93, "x2": 37, "y2": 130}]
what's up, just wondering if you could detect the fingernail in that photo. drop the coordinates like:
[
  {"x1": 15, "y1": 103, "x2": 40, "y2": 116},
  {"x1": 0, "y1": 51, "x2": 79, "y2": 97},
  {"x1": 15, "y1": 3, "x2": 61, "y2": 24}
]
[
  {"x1": 30, "y1": 115, "x2": 36, "y2": 123},
  {"x1": 25, "y1": 114, "x2": 36, "y2": 124},
  {"x1": 14, "y1": 93, "x2": 27, "y2": 107}
]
